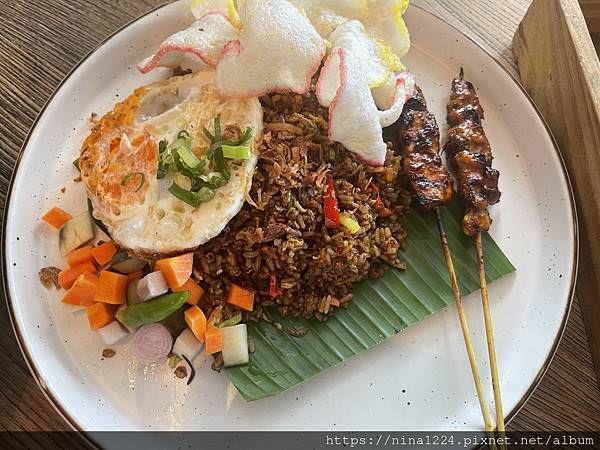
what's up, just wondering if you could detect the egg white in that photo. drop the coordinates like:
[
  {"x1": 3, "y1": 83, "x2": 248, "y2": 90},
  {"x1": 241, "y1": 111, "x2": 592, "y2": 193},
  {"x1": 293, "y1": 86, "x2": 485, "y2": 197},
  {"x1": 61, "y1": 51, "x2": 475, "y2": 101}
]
[{"x1": 83, "y1": 71, "x2": 263, "y2": 255}]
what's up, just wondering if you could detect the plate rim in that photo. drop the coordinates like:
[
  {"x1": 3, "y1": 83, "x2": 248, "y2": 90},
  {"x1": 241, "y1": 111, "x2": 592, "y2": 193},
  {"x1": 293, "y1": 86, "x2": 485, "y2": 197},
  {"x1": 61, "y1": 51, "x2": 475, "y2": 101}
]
[{"x1": 1, "y1": 0, "x2": 579, "y2": 439}]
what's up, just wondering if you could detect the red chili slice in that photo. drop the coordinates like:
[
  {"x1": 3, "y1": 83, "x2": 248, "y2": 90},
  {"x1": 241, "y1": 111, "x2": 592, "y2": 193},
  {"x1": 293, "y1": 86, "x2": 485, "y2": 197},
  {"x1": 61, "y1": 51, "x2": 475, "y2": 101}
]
[
  {"x1": 269, "y1": 273, "x2": 282, "y2": 298},
  {"x1": 323, "y1": 176, "x2": 339, "y2": 229}
]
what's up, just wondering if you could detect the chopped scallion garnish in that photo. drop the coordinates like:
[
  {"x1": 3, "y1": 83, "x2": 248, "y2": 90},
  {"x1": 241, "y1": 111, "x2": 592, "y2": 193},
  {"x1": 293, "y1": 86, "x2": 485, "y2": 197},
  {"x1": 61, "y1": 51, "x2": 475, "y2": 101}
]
[
  {"x1": 168, "y1": 182, "x2": 215, "y2": 208},
  {"x1": 218, "y1": 312, "x2": 242, "y2": 328},
  {"x1": 214, "y1": 146, "x2": 230, "y2": 180},
  {"x1": 222, "y1": 145, "x2": 251, "y2": 159},
  {"x1": 168, "y1": 182, "x2": 201, "y2": 207},
  {"x1": 157, "y1": 139, "x2": 172, "y2": 179},
  {"x1": 175, "y1": 145, "x2": 201, "y2": 169},
  {"x1": 120, "y1": 172, "x2": 145, "y2": 192},
  {"x1": 197, "y1": 186, "x2": 216, "y2": 202},
  {"x1": 339, "y1": 213, "x2": 361, "y2": 234},
  {"x1": 159, "y1": 139, "x2": 168, "y2": 154},
  {"x1": 202, "y1": 126, "x2": 215, "y2": 142},
  {"x1": 160, "y1": 120, "x2": 253, "y2": 206},
  {"x1": 214, "y1": 116, "x2": 221, "y2": 142},
  {"x1": 203, "y1": 172, "x2": 226, "y2": 189}
]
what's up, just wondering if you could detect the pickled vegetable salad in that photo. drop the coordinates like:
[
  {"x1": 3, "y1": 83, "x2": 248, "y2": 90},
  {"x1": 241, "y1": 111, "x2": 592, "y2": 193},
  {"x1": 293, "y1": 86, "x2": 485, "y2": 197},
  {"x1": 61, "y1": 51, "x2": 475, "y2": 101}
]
[{"x1": 40, "y1": 205, "x2": 253, "y2": 383}]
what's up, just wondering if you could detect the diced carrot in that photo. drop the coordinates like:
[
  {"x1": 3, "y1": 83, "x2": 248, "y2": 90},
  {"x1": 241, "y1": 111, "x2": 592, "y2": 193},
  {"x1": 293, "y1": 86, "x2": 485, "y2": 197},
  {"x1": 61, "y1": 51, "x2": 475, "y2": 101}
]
[
  {"x1": 87, "y1": 302, "x2": 116, "y2": 330},
  {"x1": 184, "y1": 305, "x2": 207, "y2": 343},
  {"x1": 330, "y1": 297, "x2": 341, "y2": 307},
  {"x1": 155, "y1": 252, "x2": 193, "y2": 289},
  {"x1": 67, "y1": 245, "x2": 94, "y2": 267},
  {"x1": 58, "y1": 260, "x2": 96, "y2": 289},
  {"x1": 204, "y1": 326, "x2": 223, "y2": 355},
  {"x1": 227, "y1": 284, "x2": 254, "y2": 311},
  {"x1": 62, "y1": 272, "x2": 99, "y2": 307},
  {"x1": 41, "y1": 207, "x2": 72, "y2": 229},
  {"x1": 126, "y1": 270, "x2": 143, "y2": 282},
  {"x1": 91, "y1": 241, "x2": 117, "y2": 266},
  {"x1": 94, "y1": 270, "x2": 127, "y2": 304},
  {"x1": 172, "y1": 278, "x2": 204, "y2": 305}
]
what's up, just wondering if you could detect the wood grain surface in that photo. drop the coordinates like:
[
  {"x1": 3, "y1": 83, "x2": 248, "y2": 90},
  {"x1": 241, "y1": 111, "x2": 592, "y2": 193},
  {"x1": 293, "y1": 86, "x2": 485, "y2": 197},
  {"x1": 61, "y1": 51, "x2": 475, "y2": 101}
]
[
  {"x1": 581, "y1": 0, "x2": 600, "y2": 33},
  {"x1": 0, "y1": 0, "x2": 598, "y2": 445},
  {"x1": 514, "y1": 0, "x2": 600, "y2": 385}
]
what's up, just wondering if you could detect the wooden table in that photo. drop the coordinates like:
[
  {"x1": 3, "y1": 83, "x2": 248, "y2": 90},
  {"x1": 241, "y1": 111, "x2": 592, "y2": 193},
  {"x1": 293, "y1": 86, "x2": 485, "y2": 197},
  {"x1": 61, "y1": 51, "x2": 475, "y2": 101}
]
[{"x1": 0, "y1": 0, "x2": 599, "y2": 443}]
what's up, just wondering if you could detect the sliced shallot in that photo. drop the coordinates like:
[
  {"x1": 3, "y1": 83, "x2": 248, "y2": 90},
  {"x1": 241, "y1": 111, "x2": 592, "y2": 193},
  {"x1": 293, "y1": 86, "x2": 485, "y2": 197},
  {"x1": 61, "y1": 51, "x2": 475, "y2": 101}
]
[{"x1": 129, "y1": 323, "x2": 172, "y2": 363}]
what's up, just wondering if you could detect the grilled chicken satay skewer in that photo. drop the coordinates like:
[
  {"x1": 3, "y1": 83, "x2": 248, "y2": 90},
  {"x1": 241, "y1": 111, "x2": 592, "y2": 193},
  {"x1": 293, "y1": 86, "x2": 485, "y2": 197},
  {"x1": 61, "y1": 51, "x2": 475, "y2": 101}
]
[
  {"x1": 444, "y1": 68, "x2": 504, "y2": 434},
  {"x1": 397, "y1": 86, "x2": 494, "y2": 434}
]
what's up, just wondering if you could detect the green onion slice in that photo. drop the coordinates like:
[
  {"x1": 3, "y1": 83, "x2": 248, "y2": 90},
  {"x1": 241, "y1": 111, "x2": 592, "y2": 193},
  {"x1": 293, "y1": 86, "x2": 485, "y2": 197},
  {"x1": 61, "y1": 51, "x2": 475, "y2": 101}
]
[
  {"x1": 159, "y1": 139, "x2": 168, "y2": 154},
  {"x1": 168, "y1": 182, "x2": 201, "y2": 208},
  {"x1": 175, "y1": 145, "x2": 201, "y2": 169},
  {"x1": 222, "y1": 145, "x2": 251, "y2": 160},
  {"x1": 214, "y1": 116, "x2": 221, "y2": 141},
  {"x1": 120, "y1": 172, "x2": 145, "y2": 192},
  {"x1": 203, "y1": 172, "x2": 226, "y2": 189},
  {"x1": 218, "y1": 312, "x2": 242, "y2": 328},
  {"x1": 202, "y1": 126, "x2": 215, "y2": 142},
  {"x1": 339, "y1": 213, "x2": 361, "y2": 234},
  {"x1": 168, "y1": 182, "x2": 215, "y2": 208},
  {"x1": 197, "y1": 186, "x2": 216, "y2": 202},
  {"x1": 237, "y1": 127, "x2": 253, "y2": 145},
  {"x1": 158, "y1": 122, "x2": 253, "y2": 192},
  {"x1": 214, "y1": 146, "x2": 230, "y2": 180},
  {"x1": 157, "y1": 139, "x2": 174, "y2": 179}
]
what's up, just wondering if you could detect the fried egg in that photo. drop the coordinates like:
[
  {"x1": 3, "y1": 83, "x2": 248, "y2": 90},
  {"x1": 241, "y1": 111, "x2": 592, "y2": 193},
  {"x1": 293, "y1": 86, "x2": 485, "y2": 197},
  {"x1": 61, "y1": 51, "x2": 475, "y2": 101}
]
[{"x1": 79, "y1": 71, "x2": 263, "y2": 256}]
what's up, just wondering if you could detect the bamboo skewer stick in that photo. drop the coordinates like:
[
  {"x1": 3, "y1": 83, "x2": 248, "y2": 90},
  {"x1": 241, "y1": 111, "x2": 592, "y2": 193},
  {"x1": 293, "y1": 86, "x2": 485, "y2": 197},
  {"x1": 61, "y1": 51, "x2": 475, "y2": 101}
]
[
  {"x1": 448, "y1": 68, "x2": 505, "y2": 439},
  {"x1": 476, "y1": 232, "x2": 505, "y2": 434},
  {"x1": 434, "y1": 208, "x2": 495, "y2": 435},
  {"x1": 397, "y1": 78, "x2": 497, "y2": 436}
]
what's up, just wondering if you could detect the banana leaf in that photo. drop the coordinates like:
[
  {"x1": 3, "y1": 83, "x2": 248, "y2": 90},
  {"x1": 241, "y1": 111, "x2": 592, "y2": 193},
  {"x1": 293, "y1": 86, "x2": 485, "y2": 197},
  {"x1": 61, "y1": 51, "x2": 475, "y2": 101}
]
[{"x1": 225, "y1": 200, "x2": 516, "y2": 401}]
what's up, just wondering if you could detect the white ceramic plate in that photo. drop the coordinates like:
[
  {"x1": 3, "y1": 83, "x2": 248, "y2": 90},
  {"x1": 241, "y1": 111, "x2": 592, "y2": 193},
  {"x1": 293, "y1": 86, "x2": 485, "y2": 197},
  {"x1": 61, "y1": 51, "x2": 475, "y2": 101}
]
[{"x1": 4, "y1": 0, "x2": 576, "y2": 440}]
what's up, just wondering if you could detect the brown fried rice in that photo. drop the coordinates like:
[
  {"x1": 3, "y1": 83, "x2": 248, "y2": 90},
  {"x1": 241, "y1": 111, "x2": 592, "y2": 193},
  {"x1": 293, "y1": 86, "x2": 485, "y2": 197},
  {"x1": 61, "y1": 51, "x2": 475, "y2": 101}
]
[{"x1": 192, "y1": 89, "x2": 412, "y2": 323}]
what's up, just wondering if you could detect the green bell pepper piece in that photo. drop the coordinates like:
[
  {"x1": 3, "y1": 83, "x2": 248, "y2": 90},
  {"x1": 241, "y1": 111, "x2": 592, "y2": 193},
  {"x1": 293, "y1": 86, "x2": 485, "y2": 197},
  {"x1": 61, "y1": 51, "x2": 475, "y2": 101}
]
[{"x1": 117, "y1": 291, "x2": 190, "y2": 328}]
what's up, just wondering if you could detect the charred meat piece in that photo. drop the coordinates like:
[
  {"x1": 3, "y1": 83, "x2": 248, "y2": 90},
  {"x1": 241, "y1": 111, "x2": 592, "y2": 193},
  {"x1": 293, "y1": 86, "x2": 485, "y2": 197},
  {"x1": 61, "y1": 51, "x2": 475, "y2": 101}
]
[
  {"x1": 444, "y1": 70, "x2": 500, "y2": 235},
  {"x1": 397, "y1": 86, "x2": 454, "y2": 210}
]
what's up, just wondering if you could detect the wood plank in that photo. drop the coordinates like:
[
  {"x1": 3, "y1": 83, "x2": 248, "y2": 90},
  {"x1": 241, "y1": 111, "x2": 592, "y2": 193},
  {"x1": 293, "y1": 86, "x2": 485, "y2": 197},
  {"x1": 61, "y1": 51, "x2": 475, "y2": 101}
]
[
  {"x1": 580, "y1": 0, "x2": 600, "y2": 33},
  {"x1": 415, "y1": 0, "x2": 530, "y2": 73},
  {"x1": 0, "y1": 0, "x2": 598, "y2": 442},
  {"x1": 513, "y1": 0, "x2": 600, "y2": 384}
]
